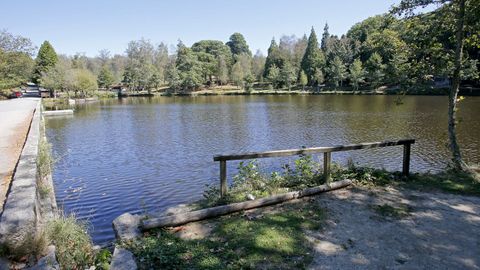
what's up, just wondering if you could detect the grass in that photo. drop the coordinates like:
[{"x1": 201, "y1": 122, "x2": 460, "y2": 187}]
[
  {"x1": 403, "y1": 170, "x2": 480, "y2": 196},
  {"x1": 46, "y1": 215, "x2": 95, "y2": 269},
  {"x1": 128, "y1": 200, "x2": 326, "y2": 270}
]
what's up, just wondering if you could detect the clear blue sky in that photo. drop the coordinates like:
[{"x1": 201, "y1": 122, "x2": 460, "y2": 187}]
[{"x1": 1, "y1": 0, "x2": 401, "y2": 57}]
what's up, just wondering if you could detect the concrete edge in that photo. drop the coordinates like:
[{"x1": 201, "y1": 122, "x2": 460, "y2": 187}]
[{"x1": 0, "y1": 99, "x2": 57, "y2": 250}]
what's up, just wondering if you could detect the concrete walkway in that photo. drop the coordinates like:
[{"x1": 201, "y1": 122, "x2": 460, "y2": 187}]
[{"x1": 0, "y1": 98, "x2": 40, "y2": 212}]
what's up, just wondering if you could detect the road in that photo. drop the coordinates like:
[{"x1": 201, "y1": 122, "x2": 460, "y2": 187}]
[{"x1": 0, "y1": 98, "x2": 40, "y2": 212}]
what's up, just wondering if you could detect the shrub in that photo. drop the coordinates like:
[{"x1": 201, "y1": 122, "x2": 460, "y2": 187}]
[{"x1": 46, "y1": 215, "x2": 94, "y2": 269}]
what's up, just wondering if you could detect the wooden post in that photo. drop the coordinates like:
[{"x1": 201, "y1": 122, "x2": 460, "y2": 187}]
[
  {"x1": 324, "y1": 152, "x2": 331, "y2": 183},
  {"x1": 220, "y1": 160, "x2": 227, "y2": 197},
  {"x1": 402, "y1": 143, "x2": 411, "y2": 177}
]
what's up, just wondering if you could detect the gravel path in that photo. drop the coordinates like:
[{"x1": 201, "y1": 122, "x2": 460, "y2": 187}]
[
  {"x1": 308, "y1": 185, "x2": 480, "y2": 270},
  {"x1": 0, "y1": 98, "x2": 39, "y2": 211}
]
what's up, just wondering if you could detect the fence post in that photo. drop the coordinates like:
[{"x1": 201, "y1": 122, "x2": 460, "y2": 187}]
[
  {"x1": 402, "y1": 143, "x2": 411, "y2": 177},
  {"x1": 324, "y1": 152, "x2": 331, "y2": 183},
  {"x1": 220, "y1": 160, "x2": 227, "y2": 197}
]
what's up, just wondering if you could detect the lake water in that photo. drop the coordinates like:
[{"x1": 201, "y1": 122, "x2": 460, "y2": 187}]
[{"x1": 45, "y1": 95, "x2": 480, "y2": 243}]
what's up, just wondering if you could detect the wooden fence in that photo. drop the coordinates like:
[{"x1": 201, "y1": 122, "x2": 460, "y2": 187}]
[{"x1": 213, "y1": 139, "x2": 415, "y2": 197}]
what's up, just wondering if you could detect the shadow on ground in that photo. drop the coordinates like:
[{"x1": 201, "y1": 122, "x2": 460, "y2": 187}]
[{"x1": 308, "y1": 185, "x2": 480, "y2": 269}]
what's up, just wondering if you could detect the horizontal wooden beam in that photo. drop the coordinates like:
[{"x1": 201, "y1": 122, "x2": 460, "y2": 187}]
[
  {"x1": 213, "y1": 139, "x2": 415, "y2": 162},
  {"x1": 142, "y1": 179, "x2": 352, "y2": 229}
]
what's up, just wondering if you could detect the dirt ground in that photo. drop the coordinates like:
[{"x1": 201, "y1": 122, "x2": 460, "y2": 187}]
[{"x1": 172, "y1": 185, "x2": 480, "y2": 269}]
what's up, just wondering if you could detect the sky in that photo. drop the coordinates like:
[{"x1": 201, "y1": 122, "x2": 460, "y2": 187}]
[{"x1": 0, "y1": 0, "x2": 401, "y2": 57}]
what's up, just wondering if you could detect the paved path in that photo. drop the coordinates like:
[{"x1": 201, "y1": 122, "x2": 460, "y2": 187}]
[{"x1": 0, "y1": 98, "x2": 40, "y2": 212}]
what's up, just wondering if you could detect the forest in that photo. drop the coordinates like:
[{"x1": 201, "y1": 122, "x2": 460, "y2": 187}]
[{"x1": 0, "y1": 1, "x2": 479, "y2": 97}]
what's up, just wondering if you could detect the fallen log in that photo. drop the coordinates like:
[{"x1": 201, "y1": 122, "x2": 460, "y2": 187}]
[{"x1": 142, "y1": 179, "x2": 352, "y2": 230}]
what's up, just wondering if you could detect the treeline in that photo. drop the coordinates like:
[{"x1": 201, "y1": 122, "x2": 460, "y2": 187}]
[{"x1": 1, "y1": 1, "x2": 478, "y2": 96}]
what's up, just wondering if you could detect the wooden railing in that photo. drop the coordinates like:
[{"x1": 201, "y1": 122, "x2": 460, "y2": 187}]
[{"x1": 213, "y1": 139, "x2": 415, "y2": 197}]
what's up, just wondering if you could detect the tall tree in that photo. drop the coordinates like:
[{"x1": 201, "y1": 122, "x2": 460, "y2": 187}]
[
  {"x1": 349, "y1": 58, "x2": 365, "y2": 90},
  {"x1": 33, "y1": 41, "x2": 57, "y2": 83},
  {"x1": 264, "y1": 38, "x2": 285, "y2": 78},
  {"x1": 328, "y1": 56, "x2": 348, "y2": 87},
  {"x1": 321, "y1": 23, "x2": 330, "y2": 51},
  {"x1": 393, "y1": 0, "x2": 472, "y2": 171},
  {"x1": 301, "y1": 27, "x2": 326, "y2": 85},
  {"x1": 226, "y1": 33, "x2": 252, "y2": 58},
  {"x1": 365, "y1": 52, "x2": 385, "y2": 88}
]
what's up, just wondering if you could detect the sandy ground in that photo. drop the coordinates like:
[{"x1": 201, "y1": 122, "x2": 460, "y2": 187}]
[
  {"x1": 308, "y1": 186, "x2": 480, "y2": 270},
  {"x1": 171, "y1": 185, "x2": 480, "y2": 269},
  {"x1": 0, "y1": 98, "x2": 39, "y2": 212}
]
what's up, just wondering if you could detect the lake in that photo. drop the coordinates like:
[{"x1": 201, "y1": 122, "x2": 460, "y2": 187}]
[{"x1": 45, "y1": 95, "x2": 480, "y2": 243}]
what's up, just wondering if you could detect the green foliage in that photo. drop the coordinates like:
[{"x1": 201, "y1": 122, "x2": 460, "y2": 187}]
[
  {"x1": 327, "y1": 56, "x2": 348, "y2": 87},
  {"x1": 47, "y1": 215, "x2": 95, "y2": 269},
  {"x1": 266, "y1": 64, "x2": 281, "y2": 88},
  {"x1": 263, "y1": 38, "x2": 284, "y2": 78},
  {"x1": 0, "y1": 30, "x2": 35, "y2": 90},
  {"x1": 34, "y1": 41, "x2": 58, "y2": 83},
  {"x1": 95, "y1": 249, "x2": 112, "y2": 270},
  {"x1": 226, "y1": 32, "x2": 251, "y2": 58},
  {"x1": 366, "y1": 52, "x2": 386, "y2": 88},
  {"x1": 349, "y1": 58, "x2": 365, "y2": 90},
  {"x1": 97, "y1": 65, "x2": 115, "y2": 89},
  {"x1": 175, "y1": 42, "x2": 204, "y2": 91},
  {"x1": 299, "y1": 70, "x2": 308, "y2": 89},
  {"x1": 301, "y1": 28, "x2": 326, "y2": 85},
  {"x1": 129, "y1": 201, "x2": 325, "y2": 270}
]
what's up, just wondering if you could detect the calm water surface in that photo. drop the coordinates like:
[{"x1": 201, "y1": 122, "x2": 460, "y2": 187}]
[{"x1": 45, "y1": 95, "x2": 480, "y2": 243}]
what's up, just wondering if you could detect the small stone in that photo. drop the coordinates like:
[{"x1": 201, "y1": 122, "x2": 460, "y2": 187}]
[{"x1": 246, "y1": 194, "x2": 255, "y2": 200}]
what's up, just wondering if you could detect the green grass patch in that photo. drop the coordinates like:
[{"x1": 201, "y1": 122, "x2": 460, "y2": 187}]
[
  {"x1": 403, "y1": 170, "x2": 480, "y2": 196},
  {"x1": 129, "y1": 201, "x2": 325, "y2": 269}
]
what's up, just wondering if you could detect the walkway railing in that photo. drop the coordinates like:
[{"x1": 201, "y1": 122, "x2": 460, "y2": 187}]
[{"x1": 213, "y1": 139, "x2": 415, "y2": 197}]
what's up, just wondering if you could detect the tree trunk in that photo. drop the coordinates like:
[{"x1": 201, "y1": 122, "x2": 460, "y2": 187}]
[{"x1": 448, "y1": 0, "x2": 466, "y2": 171}]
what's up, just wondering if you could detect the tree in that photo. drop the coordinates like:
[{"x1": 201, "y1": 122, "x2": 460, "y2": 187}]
[
  {"x1": 349, "y1": 58, "x2": 365, "y2": 90},
  {"x1": 226, "y1": 33, "x2": 251, "y2": 58},
  {"x1": 217, "y1": 56, "x2": 229, "y2": 85},
  {"x1": 231, "y1": 62, "x2": 245, "y2": 89},
  {"x1": 252, "y1": 50, "x2": 266, "y2": 81},
  {"x1": 192, "y1": 40, "x2": 233, "y2": 84},
  {"x1": 365, "y1": 52, "x2": 385, "y2": 88},
  {"x1": 299, "y1": 70, "x2": 308, "y2": 90},
  {"x1": 73, "y1": 69, "x2": 98, "y2": 97},
  {"x1": 0, "y1": 31, "x2": 35, "y2": 90},
  {"x1": 328, "y1": 56, "x2": 348, "y2": 87},
  {"x1": 97, "y1": 65, "x2": 115, "y2": 89},
  {"x1": 301, "y1": 28, "x2": 326, "y2": 85},
  {"x1": 267, "y1": 64, "x2": 281, "y2": 89},
  {"x1": 263, "y1": 38, "x2": 286, "y2": 78},
  {"x1": 165, "y1": 60, "x2": 181, "y2": 91},
  {"x1": 175, "y1": 41, "x2": 203, "y2": 91},
  {"x1": 280, "y1": 62, "x2": 297, "y2": 90},
  {"x1": 321, "y1": 23, "x2": 330, "y2": 51},
  {"x1": 33, "y1": 41, "x2": 57, "y2": 83},
  {"x1": 393, "y1": 0, "x2": 473, "y2": 171}
]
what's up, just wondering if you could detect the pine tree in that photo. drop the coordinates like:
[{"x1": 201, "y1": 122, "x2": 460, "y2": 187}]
[
  {"x1": 321, "y1": 23, "x2": 330, "y2": 51},
  {"x1": 328, "y1": 56, "x2": 348, "y2": 87},
  {"x1": 366, "y1": 52, "x2": 385, "y2": 88},
  {"x1": 33, "y1": 41, "x2": 58, "y2": 83},
  {"x1": 263, "y1": 38, "x2": 282, "y2": 78},
  {"x1": 300, "y1": 28, "x2": 325, "y2": 86}
]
